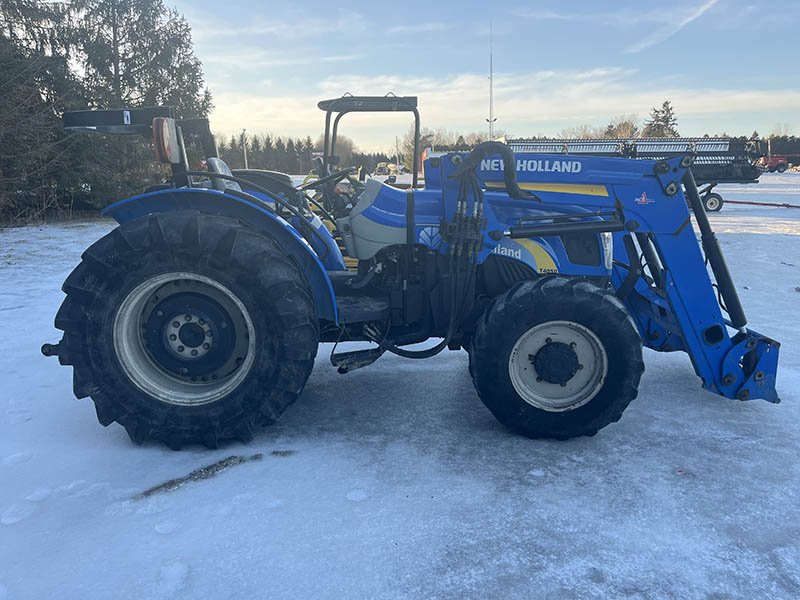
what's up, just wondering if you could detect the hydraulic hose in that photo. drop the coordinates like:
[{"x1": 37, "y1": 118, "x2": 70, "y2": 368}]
[
  {"x1": 451, "y1": 141, "x2": 540, "y2": 202},
  {"x1": 366, "y1": 159, "x2": 486, "y2": 358}
]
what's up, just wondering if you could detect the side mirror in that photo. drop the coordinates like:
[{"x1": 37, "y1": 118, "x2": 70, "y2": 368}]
[{"x1": 152, "y1": 117, "x2": 182, "y2": 164}]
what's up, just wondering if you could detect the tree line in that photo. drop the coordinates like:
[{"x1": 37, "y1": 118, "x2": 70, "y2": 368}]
[
  {"x1": 216, "y1": 133, "x2": 394, "y2": 175},
  {"x1": 0, "y1": 0, "x2": 210, "y2": 225},
  {"x1": 2, "y1": 1, "x2": 798, "y2": 226}
]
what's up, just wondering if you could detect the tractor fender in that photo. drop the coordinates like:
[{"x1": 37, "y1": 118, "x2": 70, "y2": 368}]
[{"x1": 102, "y1": 187, "x2": 338, "y2": 323}]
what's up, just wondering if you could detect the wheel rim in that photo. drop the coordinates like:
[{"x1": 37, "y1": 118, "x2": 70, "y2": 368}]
[
  {"x1": 113, "y1": 272, "x2": 256, "y2": 406},
  {"x1": 705, "y1": 196, "x2": 720, "y2": 211},
  {"x1": 508, "y1": 320, "x2": 608, "y2": 412}
]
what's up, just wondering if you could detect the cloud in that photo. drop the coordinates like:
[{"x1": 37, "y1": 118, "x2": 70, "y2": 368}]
[
  {"x1": 386, "y1": 22, "x2": 452, "y2": 34},
  {"x1": 204, "y1": 51, "x2": 359, "y2": 70},
  {"x1": 510, "y1": 9, "x2": 582, "y2": 20},
  {"x1": 512, "y1": 1, "x2": 721, "y2": 51},
  {"x1": 626, "y1": 0, "x2": 720, "y2": 52},
  {"x1": 191, "y1": 11, "x2": 366, "y2": 41},
  {"x1": 206, "y1": 67, "x2": 800, "y2": 151}
]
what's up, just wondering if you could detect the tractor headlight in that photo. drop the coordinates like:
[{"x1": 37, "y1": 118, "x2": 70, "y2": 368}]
[{"x1": 601, "y1": 232, "x2": 613, "y2": 271}]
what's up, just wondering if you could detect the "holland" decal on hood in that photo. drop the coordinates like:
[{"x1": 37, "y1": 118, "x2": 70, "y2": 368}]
[{"x1": 479, "y1": 158, "x2": 583, "y2": 174}]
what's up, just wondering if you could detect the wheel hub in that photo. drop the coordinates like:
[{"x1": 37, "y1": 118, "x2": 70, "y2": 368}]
[
  {"x1": 508, "y1": 320, "x2": 608, "y2": 412},
  {"x1": 113, "y1": 272, "x2": 256, "y2": 406},
  {"x1": 532, "y1": 341, "x2": 580, "y2": 385},
  {"x1": 164, "y1": 314, "x2": 212, "y2": 359}
]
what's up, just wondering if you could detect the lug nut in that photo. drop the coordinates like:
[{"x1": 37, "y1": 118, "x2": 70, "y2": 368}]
[
  {"x1": 185, "y1": 314, "x2": 192, "y2": 321},
  {"x1": 577, "y1": 364, "x2": 584, "y2": 370},
  {"x1": 172, "y1": 321, "x2": 180, "y2": 328},
  {"x1": 191, "y1": 349, "x2": 198, "y2": 356},
  {"x1": 198, "y1": 319, "x2": 205, "y2": 326},
  {"x1": 177, "y1": 345, "x2": 185, "y2": 352},
  {"x1": 545, "y1": 337, "x2": 552, "y2": 343},
  {"x1": 570, "y1": 342, "x2": 576, "y2": 348},
  {"x1": 169, "y1": 334, "x2": 177, "y2": 341},
  {"x1": 203, "y1": 343, "x2": 210, "y2": 349},
  {"x1": 206, "y1": 331, "x2": 213, "y2": 337}
]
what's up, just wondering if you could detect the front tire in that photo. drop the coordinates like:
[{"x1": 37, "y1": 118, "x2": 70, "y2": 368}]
[
  {"x1": 54, "y1": 211, "x2": 319, "y2": 448},
  {"x1": 470, "y1": 277, "x2": 644, "y2": 440}
]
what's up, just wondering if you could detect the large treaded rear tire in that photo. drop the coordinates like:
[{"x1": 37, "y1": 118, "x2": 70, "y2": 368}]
[
  {"x1": 469, "y1": 277, "x2": 644, "y2": 440},
  {"x1": 54, "y1": 211, "x2": 319, "y2": 449}
]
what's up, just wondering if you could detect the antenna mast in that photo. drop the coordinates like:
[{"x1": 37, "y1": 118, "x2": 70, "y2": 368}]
[{"x1": 487, "y1": 21, "x2": 496, "y2": 140}]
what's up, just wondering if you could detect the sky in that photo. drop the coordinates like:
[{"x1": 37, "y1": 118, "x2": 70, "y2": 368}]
[{"x1": 172, "y1": 0, "x2": 800, "y2": 152}]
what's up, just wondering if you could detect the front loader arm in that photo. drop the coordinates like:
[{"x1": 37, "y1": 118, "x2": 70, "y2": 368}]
[{"x1": 610, "y1": 165, "x2": 780, "y2": 404}]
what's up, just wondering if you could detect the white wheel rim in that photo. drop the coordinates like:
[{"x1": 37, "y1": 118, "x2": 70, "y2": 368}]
[
  {"x1": 508, "y1": 320, "x2": 608, "y2": 412},
  {"x1": 113, "y1": 272, "x2": 256, "y2": 406},
  {"x1": 706, "y1": 197, "x2": 720, "y2": 211}
]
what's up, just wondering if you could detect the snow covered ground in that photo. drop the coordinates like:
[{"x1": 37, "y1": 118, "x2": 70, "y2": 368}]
[{"x1": 1, "y1": 173, "x2": 799, "y2": 599}]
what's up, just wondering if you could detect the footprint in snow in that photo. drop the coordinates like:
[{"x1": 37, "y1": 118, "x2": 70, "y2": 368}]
[
  {"x1": 69, "y1": 482, "x2": 110, "y2": 498},
  {"x1": 3, "y1": 451, "x2": 33, "y2": 465},
  {"x1": 1, "y1": 503, "x2": 35, "y2": 525},
  {"x1": 104, "y1": 500, "x2": 135, "y2": 517},
  {"x1": 346, "y1": 489, "x2": 369, "y2": 502},
  {"x1": 6, "y1": 409, "x2": 32, "y2": 424},
  {"x1": 154, "y1": 521, "x2": 180, "y2": 535},
  {"x1": 56, "y1": 480, "x2": 88, "y2": 494},
  {"x1": 158, "y1": 561, "x2": 189, "y2": 596},
  {"x1": 25, "y1": 488, "x2": 52, "y2": 502}
]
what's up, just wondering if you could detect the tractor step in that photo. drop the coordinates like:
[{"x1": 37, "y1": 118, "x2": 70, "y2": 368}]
[
  {"x1": 328, "y1": 271, "x2": 391, "y2": 324},
  {"x1": 330, "y1": 346, "x2": 386, "y2": 374}
]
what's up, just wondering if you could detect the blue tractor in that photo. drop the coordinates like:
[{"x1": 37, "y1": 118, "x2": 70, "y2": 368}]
[{"x1": 42, "y1": 95, "x2": 781, "y2": 449}]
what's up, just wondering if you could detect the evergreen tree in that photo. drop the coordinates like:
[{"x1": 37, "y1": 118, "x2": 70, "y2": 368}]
[
  {"x1": 261, "y1": 135, "x2": 274, "y2": 170},
  {"x1": 72, "y1": 0, "x2": 212, "y2": 117},
  {"x1": 642, "y1": 101, "x2": 679, "y2": 137},
  {"x1": 274, "y1": 137, "x2": 286, "y2": 173},
  {"x1": 285, "y1": 138, "x2": 298, "y2": 174}
]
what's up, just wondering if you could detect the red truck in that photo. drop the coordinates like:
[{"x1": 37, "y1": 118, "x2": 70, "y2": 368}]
[{"x1": 757, "y1": 153, "x2": 800, "y2": 172}]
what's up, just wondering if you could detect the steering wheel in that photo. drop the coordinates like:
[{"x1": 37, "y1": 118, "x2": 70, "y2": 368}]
[{"x1": 301, "y1": 166, "x2": 358, "y2": 191}]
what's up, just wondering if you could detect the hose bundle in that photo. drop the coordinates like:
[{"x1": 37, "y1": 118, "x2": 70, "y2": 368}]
[{"x1": 365, "y1": 142, "x2": 527, "y2": 358}]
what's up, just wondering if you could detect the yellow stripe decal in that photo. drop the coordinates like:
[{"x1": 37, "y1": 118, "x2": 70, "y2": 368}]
[
  {"x1": 485, "y1": 181, "x2": 608, "y2": 197},
  {"x1": 514, "y1": 239, "x2": 559, "y2": 273}
]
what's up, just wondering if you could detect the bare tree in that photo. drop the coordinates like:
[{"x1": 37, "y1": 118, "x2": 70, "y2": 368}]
[
  {"x1": 604, "y1": 114, "x2": 640, "y2": 139},
  {"x1": 770, "y1": 123, "x2": 792, "y2": 138},
  {"x1": 557, "y1": 124, "x2": 603, "y2": 139}
]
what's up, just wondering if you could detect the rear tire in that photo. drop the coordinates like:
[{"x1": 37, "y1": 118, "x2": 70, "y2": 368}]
[
  {"x1": 470, "y1": 277, "x2": 644, "y2": 440},
  {"x1": 776, "y1": 164, "x2": 787, "y2": 173},
  {"x1": 54, "y1": 211, "x2": 319, "y2": 449},
  {"x1": 703, "y1": 193, "x2": 723, "y2": 212}
]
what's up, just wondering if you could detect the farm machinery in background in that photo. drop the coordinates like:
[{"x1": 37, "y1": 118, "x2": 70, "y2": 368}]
[
  {"x1": 42, "y1": 95, "x2": 781, "y2": 449},
  {"x1": 505, "y1": 137, "x2": 763, "y2": 212},
  {"x1": 757, "y1": 153, "x2": 800, "y2": 173}
]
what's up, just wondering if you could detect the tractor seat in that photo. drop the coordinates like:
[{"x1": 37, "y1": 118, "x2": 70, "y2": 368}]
[{"x1": 206, "y1": 157, "x2": 242, "y2": 192}]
